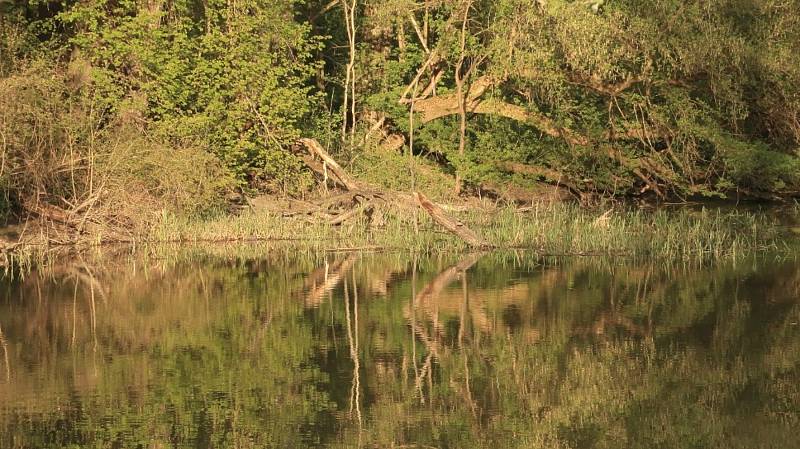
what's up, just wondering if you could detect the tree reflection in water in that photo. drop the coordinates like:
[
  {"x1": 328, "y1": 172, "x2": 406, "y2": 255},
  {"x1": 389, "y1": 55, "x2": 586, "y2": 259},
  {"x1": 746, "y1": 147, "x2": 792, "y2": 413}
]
[{"x1": 0, "y1": 250, "x2": 798, "y2": 448}]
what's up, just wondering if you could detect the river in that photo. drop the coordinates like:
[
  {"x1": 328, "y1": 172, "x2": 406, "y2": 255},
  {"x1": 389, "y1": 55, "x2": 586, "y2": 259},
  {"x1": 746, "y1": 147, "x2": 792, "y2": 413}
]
[{"x1": 0, "y1": 246, "x2": 798, "y2": 448}]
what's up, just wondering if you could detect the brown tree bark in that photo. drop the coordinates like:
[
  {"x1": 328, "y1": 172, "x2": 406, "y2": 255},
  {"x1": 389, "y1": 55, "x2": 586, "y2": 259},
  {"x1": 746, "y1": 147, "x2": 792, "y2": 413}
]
[
  {"x1": 453, "y1": 1, "x2": 471, "y2": 194},
  {"x1": 414, "y1": 192, "x2": 492, "y2": 248},
  {"x1": 411, "y1": 75, "x2": 664, "y2": 146}
]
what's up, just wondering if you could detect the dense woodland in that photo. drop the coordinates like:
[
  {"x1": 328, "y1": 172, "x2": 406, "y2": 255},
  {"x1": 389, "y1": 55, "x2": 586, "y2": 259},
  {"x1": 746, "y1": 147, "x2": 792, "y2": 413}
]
[{"x1": 1, "y1": 0, "x2": 800, "y2": 226}]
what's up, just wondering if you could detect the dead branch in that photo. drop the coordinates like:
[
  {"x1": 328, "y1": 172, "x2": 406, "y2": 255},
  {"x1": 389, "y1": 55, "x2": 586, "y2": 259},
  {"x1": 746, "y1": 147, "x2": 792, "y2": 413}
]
[
  {"x1": 310, "y1": 0, "x2": 340, "y2": 22},
  {"x1": 329, "y1": 202, "x2": 373, "y2": 225},
  {"x1": 297, "y1": 138, "x2": 496, "y2": 246},
  {"x1": 414, "y1": 192, "x2": 492, "y2": 248},
  {"x1": 299, "y1": 138, "x2": 361, "y2": 191},
  {"x1": 407, "y1": 12, "x2": 430, "y2": 54},
  {"x1": 400, "y1": 50, "x2": 441, "y2": 101}
]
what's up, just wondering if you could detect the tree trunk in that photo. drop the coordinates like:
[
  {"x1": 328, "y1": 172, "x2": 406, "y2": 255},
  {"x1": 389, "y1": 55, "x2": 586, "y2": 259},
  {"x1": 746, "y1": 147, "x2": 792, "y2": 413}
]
[
  {"x1": 299, "y1": 138, "x2": 360, "y2": 191},
  {"x1": 453, "y1": 1, "x2": 471, "y2": 194}
]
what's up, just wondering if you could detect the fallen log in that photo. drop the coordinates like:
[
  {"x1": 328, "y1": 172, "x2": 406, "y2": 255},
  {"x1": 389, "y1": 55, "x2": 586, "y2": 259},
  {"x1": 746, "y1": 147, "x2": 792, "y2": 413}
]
[
  {"x1": 414, "y1": 192, "x2": 493, "y2": 249},
  {"x1": 329, "y1": 202, "x2": 373, "y2": 225},
  {"x1": 297, "y1": 138, "x2": 495, "y2": 248}
]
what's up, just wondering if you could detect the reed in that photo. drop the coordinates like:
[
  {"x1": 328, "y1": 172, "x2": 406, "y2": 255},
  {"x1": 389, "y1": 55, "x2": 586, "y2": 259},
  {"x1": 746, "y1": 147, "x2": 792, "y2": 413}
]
[
  {"x1": 147, "y1": 203, "x2": 785, "y2": 260},
  {"x1": 3, "y1": 201, "x2": 788, "y2": 273}
]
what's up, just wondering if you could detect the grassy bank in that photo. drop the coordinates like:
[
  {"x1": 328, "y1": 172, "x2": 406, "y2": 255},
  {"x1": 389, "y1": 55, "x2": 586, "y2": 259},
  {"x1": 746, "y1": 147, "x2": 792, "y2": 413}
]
[
  {"x1": 0, "y1": 62, "x2": 792, "y2": 271},
  {"x1": 0, "y1": 200, "x2": 792, "y2": 274},
  {"x1": 148, "y1": 202, "x2": 785, "y2": 259}
]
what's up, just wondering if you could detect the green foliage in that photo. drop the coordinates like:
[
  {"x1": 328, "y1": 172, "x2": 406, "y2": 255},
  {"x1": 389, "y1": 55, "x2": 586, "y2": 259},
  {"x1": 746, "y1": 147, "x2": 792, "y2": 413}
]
[
  {"x1": 53, "y1": 0, "x2": 323, "y2": 192},
  {"x1": 0, "y1": 61, "x2": 233, "y2": 226},
  {"x1": 719, "y1": 138, "x2": 800, "y2": 191},
  {"x1": 350, "y1": 142, "x2": 459, "y2": 201},
  {"x1": 3, "y1": 0, "x2": 800, "y2": 239},
  {"x1": 322, "y1": 0, "x2": 800, "y2": 198}
]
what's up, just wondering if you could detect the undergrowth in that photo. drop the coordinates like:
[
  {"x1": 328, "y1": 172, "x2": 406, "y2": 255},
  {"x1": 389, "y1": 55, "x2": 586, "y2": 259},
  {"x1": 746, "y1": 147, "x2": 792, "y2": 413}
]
[{"x1": 0, "y1": 62, "x2": 233, "y2": 240}]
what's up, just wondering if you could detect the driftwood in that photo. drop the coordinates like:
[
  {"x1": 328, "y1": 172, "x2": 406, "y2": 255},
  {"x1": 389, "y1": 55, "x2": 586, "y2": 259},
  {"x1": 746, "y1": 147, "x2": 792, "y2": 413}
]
[
  {"x1": 328, "y1": 202, "x2": 373, "y2": 225},
  {"x1": 414, "y1": 192, "x2": 492, "y2": 248},
  {"x1": 296, "y1": 138, "x2": 494, "y2": 248}
]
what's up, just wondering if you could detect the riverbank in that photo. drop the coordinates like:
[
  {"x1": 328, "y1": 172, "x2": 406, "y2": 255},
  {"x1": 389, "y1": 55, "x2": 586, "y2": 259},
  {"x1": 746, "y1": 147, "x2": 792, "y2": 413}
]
[
  {"x1": 159, "y1": 201, "x2": 793, "y2": 257},
  {"x1": 2, "y1": 198, "x2": 790, "y2": 272},
  {"x1": 1, "y1": 130, "x2": 794, "y2": 268}
]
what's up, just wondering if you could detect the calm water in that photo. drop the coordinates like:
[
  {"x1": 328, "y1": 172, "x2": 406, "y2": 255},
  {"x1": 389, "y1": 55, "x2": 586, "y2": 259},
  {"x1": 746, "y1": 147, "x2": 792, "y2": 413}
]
[{"x1": 0, "y1": 249, "x2": 798, "y2": 448}]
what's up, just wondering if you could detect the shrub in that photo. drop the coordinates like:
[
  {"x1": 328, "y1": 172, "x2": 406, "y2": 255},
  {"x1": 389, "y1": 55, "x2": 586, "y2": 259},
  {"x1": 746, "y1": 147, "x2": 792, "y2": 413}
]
[{"x1": 0, "y1": 62, "x2": 233, "y2": 235}]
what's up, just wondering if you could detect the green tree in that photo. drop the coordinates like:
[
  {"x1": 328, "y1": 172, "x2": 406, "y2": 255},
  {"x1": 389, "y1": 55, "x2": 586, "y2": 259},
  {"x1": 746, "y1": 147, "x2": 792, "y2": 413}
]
[
  {"x1": 319, "y1": 0, "x2": 800, "y2": 198},
  {"x1": 53, "y1": 0, "x2": 324, "y2": 191}
]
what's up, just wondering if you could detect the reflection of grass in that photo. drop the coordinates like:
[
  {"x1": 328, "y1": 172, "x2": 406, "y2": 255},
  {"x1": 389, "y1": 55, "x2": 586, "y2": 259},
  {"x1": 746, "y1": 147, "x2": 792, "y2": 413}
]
[{"x1": 151, "y1": 204, "x2": 782, "y2": 259}]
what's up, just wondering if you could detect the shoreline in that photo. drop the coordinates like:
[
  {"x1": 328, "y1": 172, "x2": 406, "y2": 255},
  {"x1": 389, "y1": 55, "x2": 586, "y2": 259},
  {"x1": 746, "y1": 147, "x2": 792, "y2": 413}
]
[{"x1": 1, "y1": 201, "x2": 792, "y2": 271}]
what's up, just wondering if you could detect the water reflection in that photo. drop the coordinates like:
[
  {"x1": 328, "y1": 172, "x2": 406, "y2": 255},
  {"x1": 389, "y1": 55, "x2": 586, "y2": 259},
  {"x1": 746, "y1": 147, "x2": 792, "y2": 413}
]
[{"x1": 0, "y1": 250, "x2": 798, "y2": 448}]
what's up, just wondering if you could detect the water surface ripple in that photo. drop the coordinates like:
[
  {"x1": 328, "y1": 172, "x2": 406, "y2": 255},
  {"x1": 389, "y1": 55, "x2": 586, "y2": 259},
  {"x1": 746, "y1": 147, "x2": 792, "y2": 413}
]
[{"x1": 1, "y1": 251, "x2": 798, "y2": 448}]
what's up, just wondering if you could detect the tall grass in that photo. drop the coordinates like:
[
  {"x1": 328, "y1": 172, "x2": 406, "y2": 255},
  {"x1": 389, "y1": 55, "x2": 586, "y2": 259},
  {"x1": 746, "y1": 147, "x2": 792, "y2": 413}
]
[{"x1": 148, "y1": 202, "x2": 785, "y2": 260}]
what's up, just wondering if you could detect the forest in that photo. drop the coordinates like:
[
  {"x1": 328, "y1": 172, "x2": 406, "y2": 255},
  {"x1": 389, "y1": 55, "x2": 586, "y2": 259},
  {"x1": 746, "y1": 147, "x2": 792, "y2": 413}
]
[{"x1": 1, "y1": 0, "x2": 799, "y2": 244}]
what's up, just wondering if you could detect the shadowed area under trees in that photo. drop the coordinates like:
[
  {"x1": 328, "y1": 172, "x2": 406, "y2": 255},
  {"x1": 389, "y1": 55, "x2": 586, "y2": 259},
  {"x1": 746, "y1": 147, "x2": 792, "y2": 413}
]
[{"x1": 0, "y1": 0, "x2": 799, "y2": 246}]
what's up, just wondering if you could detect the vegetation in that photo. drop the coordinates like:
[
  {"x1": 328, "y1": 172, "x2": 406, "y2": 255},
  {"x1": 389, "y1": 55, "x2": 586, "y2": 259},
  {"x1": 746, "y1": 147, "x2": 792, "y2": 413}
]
[
  {"x1": 3, "y1": 3, "x2": 799, "y2": 443},
  {"x1": 150, "y1": 203, "x2": 786, "y2": 259},
  {"x1": 1, "y1": 0, "x2": 799, "y2": 248},
  {"x1": 0, "y1": 65, "x2": 231, "y2": 235}
]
